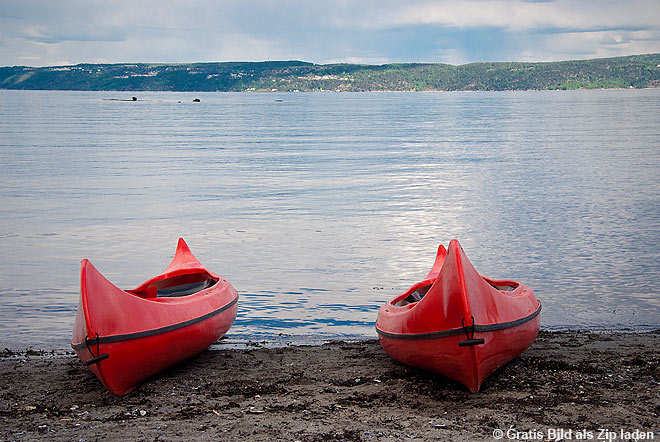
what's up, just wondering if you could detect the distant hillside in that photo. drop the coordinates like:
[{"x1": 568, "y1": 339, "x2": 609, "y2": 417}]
[{"x1": 1, "y1": 54, "x2": 659, "y2": 92}]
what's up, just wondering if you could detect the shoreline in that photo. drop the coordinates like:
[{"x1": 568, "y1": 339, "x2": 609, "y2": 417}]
[
  {"x1": 1, "y1": 331, "x2": 659, "y2": 441},
  {"x1": 2, "y1": 87, "x2": 660, "y2": 94},
  {"x1": 2, "y1": 325, "x2": 659, "y2": 354}
]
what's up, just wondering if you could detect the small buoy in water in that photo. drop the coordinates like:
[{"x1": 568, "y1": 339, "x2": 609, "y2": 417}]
[
  {"x1": 132, "y1": 96, "x2": 137, "y2": 101},
  {"x1": 193, "y1": 98, "x2": 201, "y2": 102}
]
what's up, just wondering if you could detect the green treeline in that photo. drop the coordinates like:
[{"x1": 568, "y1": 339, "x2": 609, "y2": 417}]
[{"x1": 1, "y1": 54, "x2": 659, "y2": 92}]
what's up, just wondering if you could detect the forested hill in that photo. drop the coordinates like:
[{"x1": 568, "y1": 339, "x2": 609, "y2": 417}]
[{"x1": 1, "y1": 54, "x2": 659, "y2": 92}]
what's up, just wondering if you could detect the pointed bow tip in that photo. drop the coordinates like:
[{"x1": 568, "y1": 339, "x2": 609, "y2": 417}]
[
  {"x1": 448, "y1": 239, "x2": 468, "y2": 258},
  {"x1": 174, "y1": 237, "x2": 195, "y2": 259},
  {"x1": 436, "y1": 243, "x2": 447, "y2": 256},
  {"x1": 80, "y1": 258, "x2": 95, "y2": 272},
  {"x1": 448, "y1": 238, "x2": 462, "y2": 249},
  {"x1": 164, "y1": 237, "x2": 207, "y2": 274},
  {"x1": 176, "y1": 237, "x2": 190, "y2": 250}
]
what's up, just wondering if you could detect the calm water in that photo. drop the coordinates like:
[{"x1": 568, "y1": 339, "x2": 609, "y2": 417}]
[{"x1": 1, "y1": 89, "x2": 659, "y2": 350}]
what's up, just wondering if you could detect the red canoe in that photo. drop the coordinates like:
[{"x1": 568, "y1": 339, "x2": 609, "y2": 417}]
[
  {"x1": 71, "y1": 238, "x2": 238, "y2": 395},
  {"x1": 375, "y1": 239, "x2": 541, "y2": 392}
]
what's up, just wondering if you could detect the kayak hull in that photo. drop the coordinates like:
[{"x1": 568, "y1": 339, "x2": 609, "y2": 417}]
[
  {"x1": 375, "y1": 240, "x2": 540, "y2": 392},
  {"x1": 71, "y1": 238, "x2": 238, "y2": 395}
]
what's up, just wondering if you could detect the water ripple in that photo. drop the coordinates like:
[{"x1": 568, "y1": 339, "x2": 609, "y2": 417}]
[{"x1": 1, "y1": 89, "x2": 659, "y2": 349}]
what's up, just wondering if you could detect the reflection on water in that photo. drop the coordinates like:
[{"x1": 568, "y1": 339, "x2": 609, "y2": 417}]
[{"x1": 0, "y1": 89, "x2": 659, "y2": 349}]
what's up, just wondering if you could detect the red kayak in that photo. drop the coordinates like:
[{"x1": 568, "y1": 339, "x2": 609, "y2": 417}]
[
  {"x1": 375, "y1": 239, "x2": 540, "y2": 392},
  {"x1": 71, "y1": 238, "x2": 238, "y2": 395}
]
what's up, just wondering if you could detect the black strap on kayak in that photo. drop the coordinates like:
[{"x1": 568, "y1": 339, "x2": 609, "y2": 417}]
[
  {"x1": 375, "y1": 302, "x2": 541, "y2": 341},
  {"x1": 458, "y1": 316, "x2": 485, "y2": 347},
  {"x1": 84, "y1": 332, "x2": 110, "y2": 366},
  {"x1": 72, "y1": 293, "x2": 239, "y2": 351}
]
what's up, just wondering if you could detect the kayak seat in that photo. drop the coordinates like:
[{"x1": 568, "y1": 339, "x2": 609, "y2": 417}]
[
  {"x1": 489, "y1": 283, "x2": 518, "y2": 292},
  {"x1": 395, "y1": 284, "x2": 433, "y2": 306},
  {"x1": 129, "y1": 273, "x2": 219, "y2": 299},
  {"x1": 156, "y1": 278, "x2": 217, "y2": 297}
]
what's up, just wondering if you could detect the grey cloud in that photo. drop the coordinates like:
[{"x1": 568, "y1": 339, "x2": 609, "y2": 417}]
[{"x1": 0, "y1": 0, "x2": 659, "y2": 67}]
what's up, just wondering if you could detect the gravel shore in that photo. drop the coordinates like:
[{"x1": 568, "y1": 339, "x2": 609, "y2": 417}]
[{"x1": 1, "y1": 331, "x2": 658, "y2": 441}]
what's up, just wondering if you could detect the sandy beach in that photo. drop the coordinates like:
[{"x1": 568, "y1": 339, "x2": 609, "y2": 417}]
[{"x1": 1, "y1": 331, "x2": 658, "y2": 441}]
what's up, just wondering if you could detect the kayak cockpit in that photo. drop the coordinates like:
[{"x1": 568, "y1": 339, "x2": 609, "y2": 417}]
[
  {"x1": 484, "y1": 277, "x2": 519, "y2": 292},
  {"x1": 392, "y1": 277, "x2": 520, "y2": 307},
  {"x1": 155, "y1": 278, "x2": 217, "y2": 297},
  {"x1": 128, "y1": 272, "x2": 218, "y2": 299},
  {"x1": 394, "y1": 283, "x2": 433, "y2": 306}
]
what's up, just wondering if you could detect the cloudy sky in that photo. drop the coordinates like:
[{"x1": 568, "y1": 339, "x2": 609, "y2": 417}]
[{"x1": 1, "y1": 0, "x2": 659, "y2": 67}]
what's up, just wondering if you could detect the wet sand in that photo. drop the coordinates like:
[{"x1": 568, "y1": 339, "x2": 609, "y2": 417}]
[{"x1": 1, "y1": 331, "x2": 658, "y2": 441}]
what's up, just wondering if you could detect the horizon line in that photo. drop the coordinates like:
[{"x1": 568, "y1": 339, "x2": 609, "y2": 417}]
[{"x1": 4, "y1": 52, "x2": 659, "y2": 70}]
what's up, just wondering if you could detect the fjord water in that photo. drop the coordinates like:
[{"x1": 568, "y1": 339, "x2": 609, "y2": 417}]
[{"x1": 0, "y1": 89, "x2": 658, "y2": 349}]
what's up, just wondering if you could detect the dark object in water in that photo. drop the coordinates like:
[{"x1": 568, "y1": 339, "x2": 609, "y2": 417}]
[
  {"x1": 193, "y1": 98, "x2": 201, "y2": 102},
  {"x1": 102, "y1": 97, "x2": 140, "y2": 102}
]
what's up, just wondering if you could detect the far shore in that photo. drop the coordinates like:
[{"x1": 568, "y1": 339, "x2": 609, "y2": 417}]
[{"x1": 2, "y1": 86, "x2": 660, "y2": 94}]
